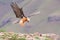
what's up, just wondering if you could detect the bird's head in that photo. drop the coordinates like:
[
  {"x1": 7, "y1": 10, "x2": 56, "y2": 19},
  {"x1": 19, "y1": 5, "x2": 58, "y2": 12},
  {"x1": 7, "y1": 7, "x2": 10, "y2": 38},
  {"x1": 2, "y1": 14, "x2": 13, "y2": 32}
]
[{"x1": 27, "y1": 17, "x2": 30, "y2": 22}]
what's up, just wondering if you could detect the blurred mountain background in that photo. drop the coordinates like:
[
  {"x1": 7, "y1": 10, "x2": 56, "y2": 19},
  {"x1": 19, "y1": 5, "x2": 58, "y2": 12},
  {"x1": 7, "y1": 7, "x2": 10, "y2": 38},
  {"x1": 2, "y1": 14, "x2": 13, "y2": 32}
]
[{"x1": 0, "y1": 0, "x2": 60, "y2": 35}]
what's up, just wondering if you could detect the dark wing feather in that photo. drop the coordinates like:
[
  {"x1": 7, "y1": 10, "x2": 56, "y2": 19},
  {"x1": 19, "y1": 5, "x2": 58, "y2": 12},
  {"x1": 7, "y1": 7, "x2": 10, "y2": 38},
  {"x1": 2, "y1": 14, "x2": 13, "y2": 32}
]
[{"x1": 10, "y1": 2, "x2": 25, "y2": 18}]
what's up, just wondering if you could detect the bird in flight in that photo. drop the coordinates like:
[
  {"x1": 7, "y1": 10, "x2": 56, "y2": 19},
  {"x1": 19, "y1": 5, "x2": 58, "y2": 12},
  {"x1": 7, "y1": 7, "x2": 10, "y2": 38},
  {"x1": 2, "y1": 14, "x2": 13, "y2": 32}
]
[{"x1": 10, "y1": 2, "x2": 40, "y2": 27}]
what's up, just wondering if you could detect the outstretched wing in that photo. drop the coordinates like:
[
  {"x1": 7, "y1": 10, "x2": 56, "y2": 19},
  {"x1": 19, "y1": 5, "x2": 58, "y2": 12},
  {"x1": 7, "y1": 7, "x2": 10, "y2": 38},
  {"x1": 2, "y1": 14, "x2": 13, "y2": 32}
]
[
  {"x1": 27, "y1": 11, "x2": 40, "y2": 17},
  {"x1": 10, "y1": 2, "x2": 25, "y2": 18}
]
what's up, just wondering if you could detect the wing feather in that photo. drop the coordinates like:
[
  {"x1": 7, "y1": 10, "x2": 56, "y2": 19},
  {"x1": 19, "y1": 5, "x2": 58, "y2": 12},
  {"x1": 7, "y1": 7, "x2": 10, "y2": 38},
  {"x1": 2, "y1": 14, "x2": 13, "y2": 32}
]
[
  {"x1": 27, "y1": 11, "x2": 40, "y2": 17},
  {"x1": 10, "y1": 2, "x2": 25, "y2": 18}
]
